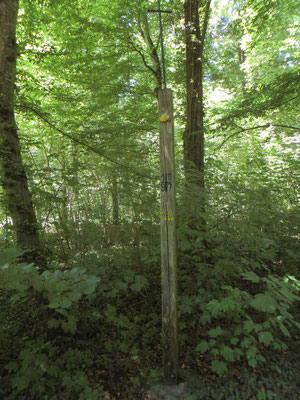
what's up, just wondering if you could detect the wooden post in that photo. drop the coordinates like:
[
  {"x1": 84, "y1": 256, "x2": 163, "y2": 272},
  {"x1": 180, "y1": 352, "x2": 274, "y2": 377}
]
[{"x1": 158, "y1": 88, "x2": 178, "y2": 384}]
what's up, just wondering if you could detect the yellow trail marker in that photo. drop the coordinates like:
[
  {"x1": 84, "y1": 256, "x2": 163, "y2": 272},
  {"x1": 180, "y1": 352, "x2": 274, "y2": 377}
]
[{"x1": 160, "y1": 113, "x2": 170, "y2": 122}]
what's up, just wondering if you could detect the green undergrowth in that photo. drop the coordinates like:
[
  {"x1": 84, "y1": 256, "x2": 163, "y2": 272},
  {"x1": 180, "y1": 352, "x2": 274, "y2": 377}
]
[
  {"x1": 0, "y1": 187, "x2": 299, "y2": 400},
  {"x1": 0, "y1": 240, "x2": 161, "y2": 399},
  {"x1": 174, "y1": 181, "x2": 300, "y2": 398}
]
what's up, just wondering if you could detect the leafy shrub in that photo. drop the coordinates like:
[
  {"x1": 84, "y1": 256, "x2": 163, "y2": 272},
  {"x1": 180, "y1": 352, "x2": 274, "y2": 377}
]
[
  {"x1": 1, "y1": 261, "x2": 99, "y2": 334},
  {"x1": 0, "y1": 243, "x2": 102, "y2": 398},
  {"x1": 194, "y1": 271, "x2": 300, "y2": 376},
  {"x1": 5, "y1": 341, "x2": 103, "y2": 399},
  {"x1": 177, "y1": 184, "x2": 300, "y2": 378}
]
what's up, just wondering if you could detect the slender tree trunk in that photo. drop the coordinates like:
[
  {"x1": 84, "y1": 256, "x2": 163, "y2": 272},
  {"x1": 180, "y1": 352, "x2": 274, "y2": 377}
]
[
  {"x1": 184, "y1": 0, "x2": 211, "y2": 187},
  {"x1": 238, "y1": 44, "x2": 246, "y2": 92},
  {"x1": 139, "y1": 12, "x2": 163, "y2": 96},
  {"x1": 0, "y1": 0, "x2": 45, "y2": 266},
  {"x1": 112, "y1": 172, "x2": 119, "y2": 225},
  {"x1": 128, "y1": 11, "x2": 162, "y2": 97},
  {"x1": 73, "y1": 144, "x2": 80, "y2": 223}
]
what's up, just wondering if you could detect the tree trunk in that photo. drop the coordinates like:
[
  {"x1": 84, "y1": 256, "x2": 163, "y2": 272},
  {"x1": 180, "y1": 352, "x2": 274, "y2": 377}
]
[
  {"x1": 184, "y1": 0, "x2": 211, "y2": 187},
  {"x1": 238, "y1": 44, "x2": 246, "y2": 92},
  {"x1": 112, "y1": 172, "x2": 119, "y2": 225},
  {"x1": 139, "y1": 12, "x2": 162, "y2": 96},
  {"x1": 0, "y1": 0, "x2": 45, "y2": 266}
]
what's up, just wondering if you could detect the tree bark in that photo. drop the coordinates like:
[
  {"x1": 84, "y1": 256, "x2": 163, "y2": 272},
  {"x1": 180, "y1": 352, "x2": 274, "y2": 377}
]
[
  {"x1": 0, "y1": 0, "x2": 45, "y2": 266},
  {"x1": 184, "y1": 0, "x2": 211, "y2": 187}
]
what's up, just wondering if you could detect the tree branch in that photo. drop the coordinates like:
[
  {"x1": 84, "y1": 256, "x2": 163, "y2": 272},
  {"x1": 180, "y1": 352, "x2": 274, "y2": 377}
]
[
  {"x1": 128, "y1": 37, "x2": 157, "y2": 76},
  {"x1": 272, "y1": 124, "x2": 300, "y2": 131},
  {"x1": 200, "y1": 0, "x2": 211, "y2": 45},
  {"x1": 216, "y1": 123, "x2": 300, "y2": 150},
  {"x1": 17, "y1": 103, "x2": 154, "y2": 179},
  {"x1": 138, "y1": 12, "x2": 162, "y2": 92},
  {"x1": 17, "y1": 104, "x2": 119, "y2": 162}
]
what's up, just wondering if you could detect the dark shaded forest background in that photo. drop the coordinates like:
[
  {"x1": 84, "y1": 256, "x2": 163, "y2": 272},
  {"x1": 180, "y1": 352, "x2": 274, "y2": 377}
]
[{"x1": 0, "y1": 0, "x2": 299, "y2": 399}]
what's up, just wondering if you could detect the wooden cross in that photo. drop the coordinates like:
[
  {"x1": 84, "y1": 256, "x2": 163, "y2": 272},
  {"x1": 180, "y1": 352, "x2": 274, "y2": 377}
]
[
  {"x1": 147, "y1": 1, "x2": 172, "y2": 88},
  {"x1": 148, "y1": 2, "x2": 178, "y2": 385}
]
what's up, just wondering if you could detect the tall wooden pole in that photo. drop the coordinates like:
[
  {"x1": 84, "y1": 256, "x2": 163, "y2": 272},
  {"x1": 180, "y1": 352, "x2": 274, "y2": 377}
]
[
  {"x1": 158, "y1": 88, "x2": 178, "y2": 384},
  {"x1": 147, "y1": 1, "x2": 178, "y2": 384}
]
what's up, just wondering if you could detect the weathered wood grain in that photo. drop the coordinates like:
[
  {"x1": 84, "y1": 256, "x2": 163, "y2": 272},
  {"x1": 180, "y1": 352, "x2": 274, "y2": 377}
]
[{"x1": 158, "y1": 88, "x2": 178, "y2": 384}]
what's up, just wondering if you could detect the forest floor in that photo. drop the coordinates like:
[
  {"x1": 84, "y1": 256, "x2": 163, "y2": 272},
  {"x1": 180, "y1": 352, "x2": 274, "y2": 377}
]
[
  {"x1": 83, "y1": 318, "x2": 300, "y2": 400},
  {"x1": 1, "y1": 283, "x2": 299, "y2": 400},
  {"x1": 1, "y1": 249, "x2": 299, "y2": 400}
]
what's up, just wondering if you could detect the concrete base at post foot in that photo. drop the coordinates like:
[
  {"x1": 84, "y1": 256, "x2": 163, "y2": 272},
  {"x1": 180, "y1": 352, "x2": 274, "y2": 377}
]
[{"x1": 145, "y1": 369, "x2": 205, "y2": 400}]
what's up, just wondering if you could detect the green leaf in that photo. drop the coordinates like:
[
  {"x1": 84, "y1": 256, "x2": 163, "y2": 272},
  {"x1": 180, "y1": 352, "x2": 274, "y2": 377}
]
[
  {"x1": 47, "y1": 318, "x2": 60, "y2": 329},
  {"x1": 278, "y1": 322, "x2": 290, "y2": 337},
  {"x1": 250, "y1": 293, "x2": 277, "y2": 312},
  {"x1": 130, "y1": 274, "x2": 148, "y2": 291},
  {"x1": 59, "y1": 297, "x2": 72, "y2": 309},
  {"x1": 119, "y1": 342, "x2": 128, "y2": 353},
  {"x1": 208, "y1": 326, "x2": 223, "y2": 338},
  {"x1": 230, "y1": 337, "x2": 239, "y2": 345},
  {"x1": 115, "y1": 280, "x2": 128, "y2": 291},
  {"x1": 246, "y1": 347, "x2": 257, "y2": 361},
  {"x1": 211, "y1": 349, "x2": 219, "y2": 356},
  {"x1": 248, "y1": 358, "x2": 257, "y2": 368},
  {"x1": 263, "y1": 321, "x2": 271, "y2": 329},
  {"x1": 12, "y1": 375, "x2": 30, "y2": 392},
  {"x1": 233, "y1": 348, "x2": 243, "y2": 360},
  {"x1": 86, "y1": 276, "x2": 100, "y2": 287},
  {"x1": 5, "y1": 361, "x2": 18, "y2": 372},
  {"x1": 244, "y1": 319, "x2": 255, "y2": 333},
  {"x1": 195, "y1": 341, "x2": 210, "y2": 353},
  {"x1": 67, "y1": 315, "x2": 77, "y2": 334},
  {"x1": 279, "y1": 285, "x2": 298, "y2": 302},
  {"x1": 32, "y1": 276, "x2": 44, "y2": 292},
  {"x1": 14, "y1": 282, "x2": 28, "y2": 292},
  {"x1": 0, "y1": 247, "x2": 23, "y2": 266},
  {"x1": 254, "y1": 323, "x2": 263, "y2": 333},
  {"x1": 257, "y1": 390, "x2": 267, "y2": 400},
  {"x1": 211, "y1": 360, "x2": 227, "y2": 376},
  {"x1": 219, "y1": 297, "x2": 236, "y2": 311},
  {"x1": 241, "y1": 338, "x2": 252, "y2": 348},
  {"x1": 56, "y1": 281, "x2": 69, "y2": 292},
  {"x1": 241, "y1": 271, "x2": 260, "y2": 283},
  {"x1": 48, "y1": 299, "x2": 60, "y2": 309},
  {"x1": 84, "y1": 286, "x2": 96, "y2": 295},
  {"x1": 67, "y1": 291, "x2": 81, "y2": 301},
  {"x1": 257, "y1": 354, "x2": 266, "y2": 363},
  {"x1": 56, "y1": 308, "x2": 68, "y2": 317},
  {"x1": 221, "y1": 346, "x2": 235, "y2": 361},
  {"x1": 62, "y1": 375, "x2": 73, "y2": 387},
  {"x1": 61, "y1": 321, "x2": 69, "y2": 333},
  {"x1": 207, "y1": 299, "x2": 221, "y2": 316}
]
